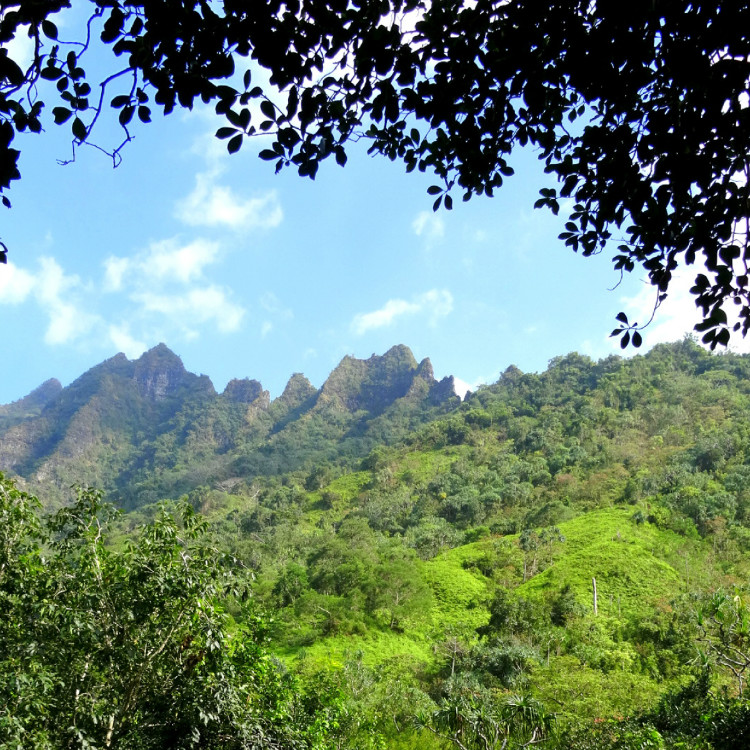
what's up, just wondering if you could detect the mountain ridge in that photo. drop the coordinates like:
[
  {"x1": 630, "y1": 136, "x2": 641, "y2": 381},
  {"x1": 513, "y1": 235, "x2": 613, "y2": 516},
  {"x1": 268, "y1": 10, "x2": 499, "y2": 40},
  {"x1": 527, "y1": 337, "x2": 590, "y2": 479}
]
[{"x1": 0, "y1": 343, "x2": 463, "y2": 507}]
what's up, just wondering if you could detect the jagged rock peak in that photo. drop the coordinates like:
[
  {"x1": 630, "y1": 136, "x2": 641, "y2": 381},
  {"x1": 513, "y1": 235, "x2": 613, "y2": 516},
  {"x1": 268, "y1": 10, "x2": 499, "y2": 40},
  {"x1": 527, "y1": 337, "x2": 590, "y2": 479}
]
[
  {"x1": 88, "y1": 351, "x2": 134, "y2": 380},
  {"x1": 133, "y1": 343, "x2": 188, "y2": 401},
  {"x1": 416, "y1": 357, "x2": 435, "y2": 382},
  {"x1": 430, "y1": 375, "x2": 461, "y2": 405},
  {"x1": 135, "y1": 343, "x2": 183, "y2": 367},
  {"x1": 328, "y1": 344, "x2": 419, "y2": 380},
  {"x1": 321, "y1": 345, "x2": 426, "y2": 413},
  {"x1": 223, "y1": 378, "x2": 265, "y2": 405},
  {"x1": 278, "y1": 373, "x2": 317, "y2": 407},
  {"x1": 376, "y1": 344, "x2": 419, "y2": 369},
  {"x1": 0, "y1": 378, "x2": 62, "y2": 411}
]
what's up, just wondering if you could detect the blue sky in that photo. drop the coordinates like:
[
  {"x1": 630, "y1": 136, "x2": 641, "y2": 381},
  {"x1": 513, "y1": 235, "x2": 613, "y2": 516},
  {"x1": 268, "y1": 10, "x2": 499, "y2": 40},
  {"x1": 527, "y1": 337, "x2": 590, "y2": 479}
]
[{"x1": 0, "y1": 12, "x2": 727, "y2": 404}]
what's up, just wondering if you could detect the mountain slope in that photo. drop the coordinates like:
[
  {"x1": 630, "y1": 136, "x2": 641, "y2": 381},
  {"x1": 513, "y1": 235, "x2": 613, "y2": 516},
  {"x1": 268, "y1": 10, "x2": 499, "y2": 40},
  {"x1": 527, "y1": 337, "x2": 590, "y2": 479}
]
[{"x1": 0, "y1": 344, "x2": 461, "y2": 506}]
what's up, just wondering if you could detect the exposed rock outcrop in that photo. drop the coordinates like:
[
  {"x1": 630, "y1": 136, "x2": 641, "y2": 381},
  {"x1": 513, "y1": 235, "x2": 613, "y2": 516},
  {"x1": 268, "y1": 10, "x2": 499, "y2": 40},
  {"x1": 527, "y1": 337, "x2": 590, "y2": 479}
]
[
  {"x1": 133, "y1": 344, "x2": 189, "y2": 401},
  {"x1": 277, "y1": 373, "x2": 317, "y2": 410},
  {"x1": 430, "y1": 375, "x2": 461, "y2": 405},
  {"x1": 318, "y1": 345, "x2": 424, "y2": 414},
  {"x1": 223, "y1": 378, "x2": 266, "y2": 405}
]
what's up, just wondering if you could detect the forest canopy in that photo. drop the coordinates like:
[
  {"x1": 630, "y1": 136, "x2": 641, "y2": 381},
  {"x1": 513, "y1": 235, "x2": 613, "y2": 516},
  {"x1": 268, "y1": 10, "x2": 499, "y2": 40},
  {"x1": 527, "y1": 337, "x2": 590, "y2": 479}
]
[{"x1": 1, "y1": 1, "x2": 749, "y2": 346}]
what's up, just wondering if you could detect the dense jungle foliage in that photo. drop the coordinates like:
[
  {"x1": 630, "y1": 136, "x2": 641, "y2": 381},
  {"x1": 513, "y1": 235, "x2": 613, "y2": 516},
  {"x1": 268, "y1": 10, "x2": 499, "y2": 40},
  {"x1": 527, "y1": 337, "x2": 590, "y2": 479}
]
[{"x1": 4, "y1": 338, "x2": 750, "y2": 747}]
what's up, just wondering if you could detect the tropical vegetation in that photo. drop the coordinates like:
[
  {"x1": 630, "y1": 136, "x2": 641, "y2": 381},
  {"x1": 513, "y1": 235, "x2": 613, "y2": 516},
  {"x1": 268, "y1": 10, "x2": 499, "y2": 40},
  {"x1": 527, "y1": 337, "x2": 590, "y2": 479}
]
[{"x1": 4, "y1": 338, "x2": 750, "y2": 747}]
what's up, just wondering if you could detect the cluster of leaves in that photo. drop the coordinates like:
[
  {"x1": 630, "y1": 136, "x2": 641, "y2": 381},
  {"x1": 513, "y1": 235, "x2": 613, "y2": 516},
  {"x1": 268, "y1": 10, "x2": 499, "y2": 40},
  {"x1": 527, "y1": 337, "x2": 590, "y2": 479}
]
[
  {"x1": 2, "y1": 3, "x2": 750, "y2": 342},
  {"x1": 0, "y1": 473, "x2": 336, "y2": 749}
]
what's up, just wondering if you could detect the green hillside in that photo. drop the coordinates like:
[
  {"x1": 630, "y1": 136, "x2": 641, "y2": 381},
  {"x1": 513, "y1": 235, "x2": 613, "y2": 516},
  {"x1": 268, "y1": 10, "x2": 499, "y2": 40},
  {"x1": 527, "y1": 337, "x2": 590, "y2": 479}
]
[{"x1": 4, "y1": 339, "x2": 750, "y2": 748}]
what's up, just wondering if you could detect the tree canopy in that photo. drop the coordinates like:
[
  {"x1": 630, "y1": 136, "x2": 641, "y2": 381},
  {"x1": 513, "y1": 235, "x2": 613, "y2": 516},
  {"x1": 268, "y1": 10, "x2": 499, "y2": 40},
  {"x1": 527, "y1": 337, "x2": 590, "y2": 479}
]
[
  {"x1": 1, "y1": 1, "x2": 749, "y2": 346},
  {"x1": 0, "y1": 475, "x2": 335, "y2": 748}
]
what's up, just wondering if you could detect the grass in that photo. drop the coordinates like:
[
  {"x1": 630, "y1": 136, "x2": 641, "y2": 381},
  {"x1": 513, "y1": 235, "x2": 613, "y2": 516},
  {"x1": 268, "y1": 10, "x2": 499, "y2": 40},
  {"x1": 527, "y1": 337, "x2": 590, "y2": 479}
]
[
  {"x1": 263, "y1": 502, "x2": 732, "y2": 735},
  {"x1": 516, "y1": 508, "x2": 685, "y2": 617},
  {"x1": 277, "y1": 628, "x2": 435, "y2": 670},
  {"x1": 326, "y1": 470, "x2": 371, "y2": 502},
  {"x1": 423, "y1": 542, "x2": 492, "y2": 633}
]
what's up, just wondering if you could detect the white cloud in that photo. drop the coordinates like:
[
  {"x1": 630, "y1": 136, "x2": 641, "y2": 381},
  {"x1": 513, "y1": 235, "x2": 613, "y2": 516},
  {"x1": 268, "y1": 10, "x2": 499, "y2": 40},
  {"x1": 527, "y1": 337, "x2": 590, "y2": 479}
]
[
  {"x1": 255, "y1": 292, "x2": 293, "y2": 339},
  {"x1": 134, "y1": 285, "x2": 245, "y2": 335},
  {"x1": 35, "y1": 258, "x2": 98, "y2": 345},
  {"x1": 351, "y1": 289, "x2": 454, "y2": 335},
  {"x1": 108, "y1": 323, "x2": 147, "y2": 358},
  {"x1": 106, "y1": 237, "x2": 220, "y2": 290},
  {"x1": 2, "y1": 229, "x2": 246, "y2": 355},
  {"x1": 412, "y1": 210, "x2": 445, "y2": 242},
  {"x1": 188, "y1": 286, "x2": 245, "y2": 332},
  {"x1": 113, "y1": 237, "x2": 246, "y2": 341},
  {"x1": 421, "y1": 288, "x2": 454, "y2": 320},
  {"x1": 259, "y1": 291, "x2": 293, "y2": 319},
  {"x1": 146, "y1": 238, "x2": 220, "y2": 283},
  {"x1": 175, "y1": 169, "x2": 283, "y2": 230},
  {"x1": 0, "y1": 258, "x2": 98, "y2": 344},
  {"x1": 103, "y1": 256, "x2": 130, "y2": 292},
  {"x1": 452, "y1": 377, "x2": 472, "y2": 400},
  {"x1": 353, "y1": 299, "x2": 417, "y2": 333},
  {"x1": 0, "y1": 262, "x2": 34, "y2": 304}
]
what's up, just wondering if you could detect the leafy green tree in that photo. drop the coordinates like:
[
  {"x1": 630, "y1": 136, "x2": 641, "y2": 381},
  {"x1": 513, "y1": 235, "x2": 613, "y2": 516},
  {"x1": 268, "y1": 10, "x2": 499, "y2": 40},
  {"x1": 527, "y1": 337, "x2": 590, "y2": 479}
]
[
  {"x1": 519, "y1": 526, "x2": 565, "y2": 581},
  {"x1": 304, "y1": 464, "x2": 334, "y2": 492},
  {"x1": 549, "y1": 583, "x2": 584, "y2": 628},
  {"x1": 2, "y1": 2, "x2": 750, "y2": 344},
  {"x1": 365, "y1": 546, "x2": 432, "y2": 630},
  {"x1": 0, "y1": 473, "x2": 330, "y2": 749},
  {"x1": 404, "y1": 515, "x2": 463, "y2": 559},
  {"x1": 478, "y1": 589, "x2": 548, "y2": 643},
  {"x1": 273, "y1": 561, "x2": 310, "y2": 607},
  {"x1": 694, "y1": 587, "x2": 750, "y2": 697},
  {"x1": 307, "y1": 517, "x2": 379, "y2": 597}
]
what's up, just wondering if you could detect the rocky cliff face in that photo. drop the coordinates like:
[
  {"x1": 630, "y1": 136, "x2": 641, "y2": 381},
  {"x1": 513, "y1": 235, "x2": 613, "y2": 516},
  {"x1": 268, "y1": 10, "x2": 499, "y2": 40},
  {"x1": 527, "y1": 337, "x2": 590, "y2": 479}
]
[
  {"x1": 133, "y1": 344, "x2": 192, "y2": 401},
  {"x1": 319, "y1": 345, "x2": 427, "y2": 414},
  {"x1": 0, "y1": 344, "x2": 216, "y2": 502},
  {"x1": 430, "y1": 375, "x2": 461, "y2": 404},
  {"x1": 316, "y1": 345, "x2": 459, "y2": 415},
  {"x1": 277, "y1": 373, "x2": 317, "y2": 410},
  {"x1": 223, "y1": 378, "x2": 266, "y2": 405}
]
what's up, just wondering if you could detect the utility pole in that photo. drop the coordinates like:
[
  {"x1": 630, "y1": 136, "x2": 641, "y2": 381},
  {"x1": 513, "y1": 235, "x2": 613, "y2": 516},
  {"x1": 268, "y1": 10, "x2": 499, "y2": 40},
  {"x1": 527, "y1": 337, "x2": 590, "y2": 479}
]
[{"x1": 592, "y1": 577, "x2": 598, "y2": 616}]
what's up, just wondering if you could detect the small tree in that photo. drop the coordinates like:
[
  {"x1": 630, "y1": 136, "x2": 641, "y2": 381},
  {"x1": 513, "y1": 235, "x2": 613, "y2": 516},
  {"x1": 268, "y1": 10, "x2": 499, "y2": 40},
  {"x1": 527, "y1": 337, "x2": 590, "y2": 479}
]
[
  {"x1": 416, "y1": 676, "x2": 552, "y2": 750},
  {"x1": 0, "y1": 473, "x2": 331, "y2": 749},
  {"x1": 694, "y1": 588, "x2": 750, "y2": 697}
]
